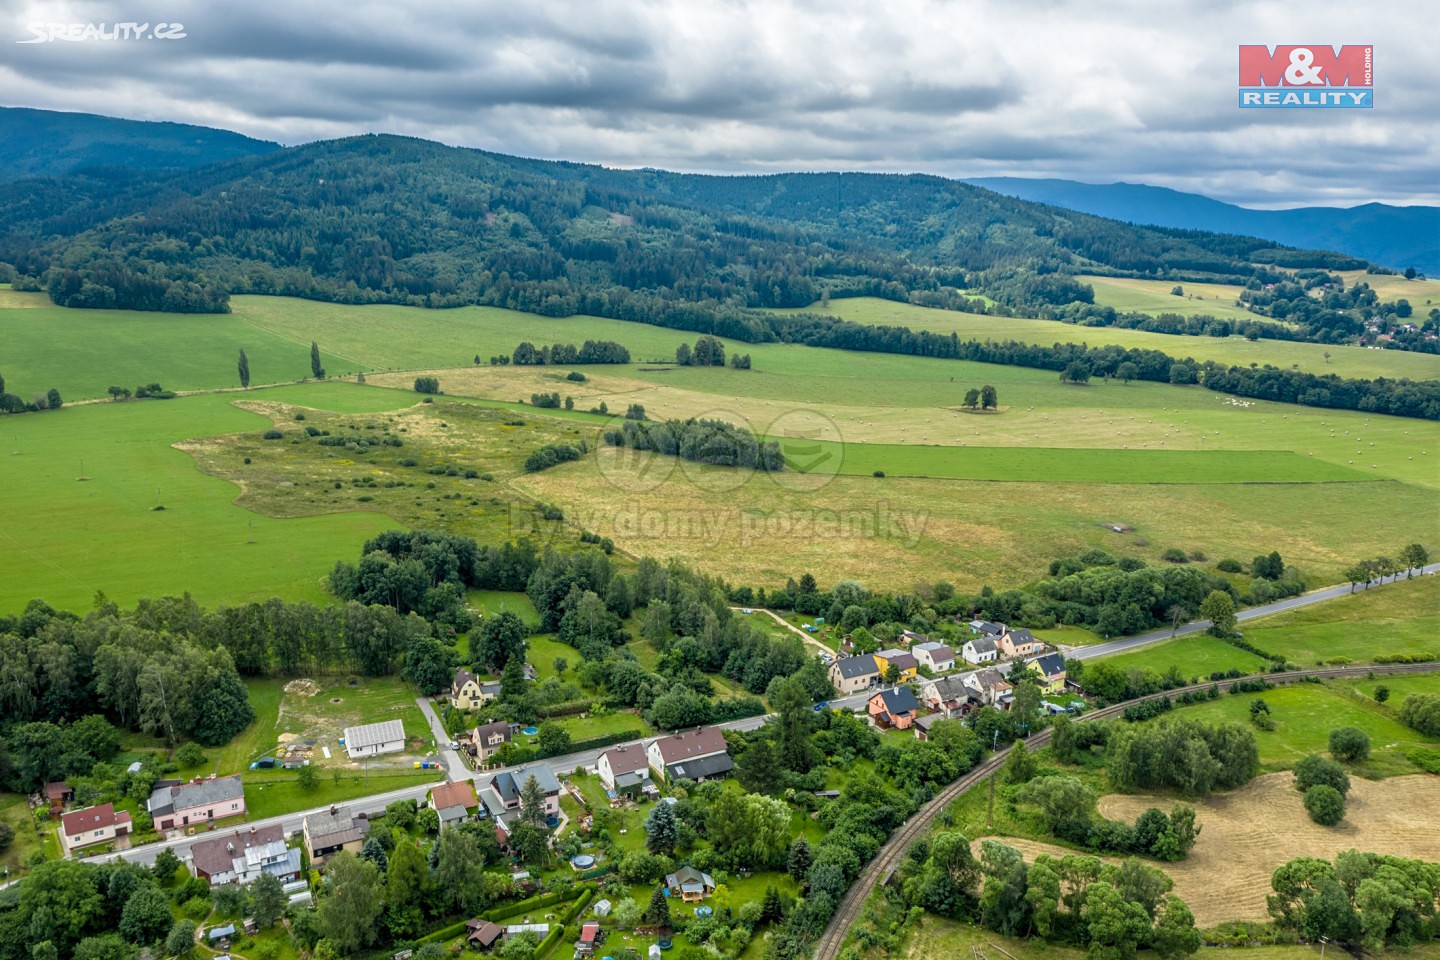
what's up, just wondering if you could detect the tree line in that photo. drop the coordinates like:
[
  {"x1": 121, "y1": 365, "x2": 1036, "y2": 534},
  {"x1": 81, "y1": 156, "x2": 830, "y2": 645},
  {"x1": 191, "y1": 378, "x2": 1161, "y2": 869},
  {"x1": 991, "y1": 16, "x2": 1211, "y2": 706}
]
[
  {"x1": 602, "y1": 417, "x2": 786, "y2": 471},
  {"x1": 508, "y1": 340, "x2": 631, "y2": 365}
]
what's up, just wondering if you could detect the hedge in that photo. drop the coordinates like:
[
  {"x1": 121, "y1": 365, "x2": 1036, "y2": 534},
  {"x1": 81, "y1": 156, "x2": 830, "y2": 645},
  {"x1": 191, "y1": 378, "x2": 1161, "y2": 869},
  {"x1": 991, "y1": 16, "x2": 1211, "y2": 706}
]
[
  {"x1": 538, "y1": 699, "x2": 597, "y2": 720},
  {"x1": 549, "y1": 729, "x2": 643, "y2": 758},
  {"x1": 416, "y1": 919, "x2": 470, "y2": 945},
  {"x1": 560, "y1": 889, "x2": 594, "y2": 925},
  {"x1": 532, "y1": 923, "x2": 566, "y2": 960},
  {"x1": 486, "y1": 888, "x2": 585, "y2": 922}
]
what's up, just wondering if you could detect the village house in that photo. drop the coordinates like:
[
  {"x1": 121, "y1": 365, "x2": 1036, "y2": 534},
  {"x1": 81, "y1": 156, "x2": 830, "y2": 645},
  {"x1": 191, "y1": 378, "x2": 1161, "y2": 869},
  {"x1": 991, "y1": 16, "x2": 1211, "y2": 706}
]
[
  {"x1": 873, "y1": 648, "x2": 919, "y2": 681},
  {"x1": 968, "y1": 619, "x2": 1006, "y2": 637},
  {"x1": 429, "y1": 780, "x2": 478, "y2": 830},
  {"x1": 1025, "y1": 652, "x2": 1069, "y2": 694},
  {"x1": 665, "y1": 865, "x2": 717, "y2": 902},
  {"x1": 466, "y1": 919, "x2": 504, "y2": 951},
  {"x1": 960, "y1": 636, "x2": 999, "y2": 666},
  {"x1": 597, "y1": 745, "x2": 652, "y2": 796},
  {"x1": 912, "y1": 713, "x2": 947, "y2": 741},
  {"x1": 917, "y1": 674, "x2": 980, "y2": 718},
  {"x1": 189, "y1": 824, "x2": 302, "y2": 886},
  {"x1": 302, "y1": 806, "x2": 370, "y2": 862},
  {"x1": 481, "y1": 764, "x2": 562, "y2": 820},
  {"x1": 450, "y1": 668, "x2": 499, "y2": 710},
  {"x1": 897, "y1": 629, "x2": 930, "y2": 646},
  {"x1": 997, "y1": 627, "x2": 1045, "y2": 660},
  {"x1": 867, "y1": 686, "x2": 920, "y2": 730},
  {"x1": 964, "y1": 667, "x2": 1014, "y2": 707},
  {"x1": 646, "y1": 727, "x2": 733, "y2": 783},
  {"x1": 60, "y1": 803, "x2": 132, "y2": 854},
  {"x1": 343, "y1": 719, "x2": 406, "y2": 760},
  {"x1": 470, "y1": 720, "x2": 514, "y2": 764},
  {"x1": 147, "y1": 775, "x2": 246, "y2": 831},
  {"x1": 911, "y1": 641, "x2": 955, "y2": 673},
  {"x1": 829, "y1": 654, "x2": 882, "y2": 694}
]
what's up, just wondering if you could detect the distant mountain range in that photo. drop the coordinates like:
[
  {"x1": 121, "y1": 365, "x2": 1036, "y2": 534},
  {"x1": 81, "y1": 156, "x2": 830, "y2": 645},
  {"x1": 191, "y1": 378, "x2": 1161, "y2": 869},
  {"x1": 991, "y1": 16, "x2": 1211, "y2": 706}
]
[
  {"x1": 967, "y1": 177, "x2": 1440, "y2": 276},
  {"x1": 0, "y1": 106, "x2": 279, "y2": 181}
]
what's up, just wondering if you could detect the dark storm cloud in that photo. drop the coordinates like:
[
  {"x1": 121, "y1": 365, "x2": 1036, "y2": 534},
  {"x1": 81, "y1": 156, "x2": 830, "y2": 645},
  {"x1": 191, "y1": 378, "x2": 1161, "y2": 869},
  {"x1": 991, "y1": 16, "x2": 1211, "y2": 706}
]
[{"x1": 0, "y1": 0, "x2": 1432, "y2": 205}]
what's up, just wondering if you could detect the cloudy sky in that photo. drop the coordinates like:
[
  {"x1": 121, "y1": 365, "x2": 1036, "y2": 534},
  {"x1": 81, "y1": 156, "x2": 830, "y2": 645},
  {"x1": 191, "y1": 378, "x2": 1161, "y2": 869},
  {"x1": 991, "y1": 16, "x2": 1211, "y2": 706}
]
[{"x1": 1, "y1": 0, "x2": 1434, "y2": 207}]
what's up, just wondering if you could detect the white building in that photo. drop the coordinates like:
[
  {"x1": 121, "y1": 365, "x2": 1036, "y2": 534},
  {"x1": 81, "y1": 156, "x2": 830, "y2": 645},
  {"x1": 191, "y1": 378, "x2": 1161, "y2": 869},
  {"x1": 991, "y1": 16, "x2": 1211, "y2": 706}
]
[{"x1": 342, "y1": 719, "x2": 406, "y2": 759}]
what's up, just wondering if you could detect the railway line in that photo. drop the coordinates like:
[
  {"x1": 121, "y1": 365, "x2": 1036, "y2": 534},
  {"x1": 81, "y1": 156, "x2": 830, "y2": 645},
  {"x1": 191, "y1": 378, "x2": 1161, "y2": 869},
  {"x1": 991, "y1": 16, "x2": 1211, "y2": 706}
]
[{"x1": 812, "y1": 661, "x2": 1440, "y2": 960}]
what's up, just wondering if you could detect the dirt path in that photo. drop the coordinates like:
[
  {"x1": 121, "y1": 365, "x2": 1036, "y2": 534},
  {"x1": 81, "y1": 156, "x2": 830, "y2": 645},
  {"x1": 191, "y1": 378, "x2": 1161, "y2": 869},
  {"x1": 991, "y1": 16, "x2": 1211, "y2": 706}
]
[{"x1": 735, "y1": 607, "x2": 833, "y2": 658}]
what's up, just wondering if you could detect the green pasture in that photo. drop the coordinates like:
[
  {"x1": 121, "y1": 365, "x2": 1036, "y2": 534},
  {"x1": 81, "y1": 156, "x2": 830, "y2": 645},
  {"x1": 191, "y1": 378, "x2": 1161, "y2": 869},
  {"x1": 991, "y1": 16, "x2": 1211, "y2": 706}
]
[
  {"x1": 244, "y1": 770, "x2": 441, "y2": 822},
  {"x1": 1334, "y1": 269, "x2": 1440, "y2": 304},
  {"x1": 777, "y1": 295, "x2": 1440, "y2": 381},
  {"x1": 1078, "y1": 275, "x2": 1258, "y2": 320},
  {"x1": 1147, "y1": 681, "x2": 1438, "y2": 777},
  {"x1": 469, "y1": 589, "x2": 541, "y2": 622},
  {"x1": 0, "y1": 382, "x2": 403, "y2": 614},
  {"x1": 1239, "y1": 575, "x2": 1440, "y2": 665},
  {"x1": 1350, "y1": 673, "x2": 1440, "y2": 702},
  {"x1": 1092, "y1": 634, "x2": 1269, "y2": 678},
  {"x1": 817, "y1": 442, "x2": 1369, "y2": 484}
]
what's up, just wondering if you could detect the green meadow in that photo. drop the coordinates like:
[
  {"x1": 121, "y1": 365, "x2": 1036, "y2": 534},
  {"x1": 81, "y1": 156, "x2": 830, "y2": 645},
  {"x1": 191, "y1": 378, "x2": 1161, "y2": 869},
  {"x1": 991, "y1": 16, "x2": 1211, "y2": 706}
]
[
  {"x1": 0, "y1": 382, "x2": 403, "y2": 613},
  {"x1": 1093, "y1": 634, "x2": 1270, "y2": 677},
  {"x1": 1136, "y1": 682, "x2": 1437, "y2": 777},
  {"x1": 1238, "y1": 575, "x2": 1440, "y2": 665},
  {"x1": 775, "y1": 295, "x2": 1440, "y2": 381},
  {"x1": 1077, "y1": 275, "x2": 1258, "y2": 320}
]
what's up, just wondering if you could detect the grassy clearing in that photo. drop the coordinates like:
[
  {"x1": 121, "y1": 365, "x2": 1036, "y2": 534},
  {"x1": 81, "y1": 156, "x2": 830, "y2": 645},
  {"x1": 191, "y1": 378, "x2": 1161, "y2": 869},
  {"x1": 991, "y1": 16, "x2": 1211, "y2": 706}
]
[
  {"x1": 1094, "y1": 634, "x2": 1270, "y2": 677},
  {"x1": 406, "y1": 359, "x2": 1440, "y2": 493},
  {"x1": 1238, "y1": 575, "x2": 1440, "y2": 665},
  {"x1": 0, "y1": 383, "x2": 400, "y2": 614},
  {"x1": 271, "y1": 674, "x2": 432, "y2": 758},
  {"x1": 1334, "y1": 269, "x2": 1440, "y2": 304},
  {"x1": 243, "y1": 770, "x2": 440, "y2": 822},
  {"x1": 1350, "y1": 673, "x2": 1440, "y2": 702},
  {"x1": 469, "y1": 589, "x2": 541, "y2": 622},
  {"x1": 0, "y1": 793, "x2": 47, "y2": 876},
  {"x1": 550, "y1": 712, "x2": 648, "y2": 740},
  {"x1": 524, "y1": 634, "x2": 580, "y2": 683},
  {"x1": 1078, "y1": 275, "x2": 1259, "y2": 320},
  {"x1": 514, "y1": 452, "x2": 1438, "y2": 590},
  {"x1": 1141, "y1": 682, "x2": 1436, "y2": 776}
]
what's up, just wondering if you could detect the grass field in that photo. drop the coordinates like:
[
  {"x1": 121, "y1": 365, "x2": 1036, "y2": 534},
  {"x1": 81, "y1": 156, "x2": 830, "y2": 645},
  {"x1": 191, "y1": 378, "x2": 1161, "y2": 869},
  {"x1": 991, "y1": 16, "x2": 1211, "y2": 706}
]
[
  {"x1": 1078, "y1": 275, "x2": 1258, "y2": 320},
  {"x1": 514, "y1": 451, "x2": 1437, "y2": 589},
  {"x1": 1093, "y1": 634, "x2": 1270, "y2": 677},
  {"x1": 0, "y1": 382, "x2": 401, "y2": 614},
  {"x1": 469, "y1": 590, "x2": 541, "y2": 622},
  {"x1": 1350, "y1": 672, "x2": 1440, "y2": 702},
  {"x1": 0, "y1": 793, "x2": 46, "y2": 877},
  {"x1": 244, "y1": 770, "x2": 441, "y2": 822},
  {"x1": 1237, "y1": 575, "x2": 1440, "y2": 665},
  {"x1": 1139, "y1": 681, "x2": 1437, "y2": 777},
  {"x1": 776, "y1": 295, "x2": 1440, "y2": 381},
  {"x1": 1334, "y1": 269, "x2": 1440, "y2": 304}
]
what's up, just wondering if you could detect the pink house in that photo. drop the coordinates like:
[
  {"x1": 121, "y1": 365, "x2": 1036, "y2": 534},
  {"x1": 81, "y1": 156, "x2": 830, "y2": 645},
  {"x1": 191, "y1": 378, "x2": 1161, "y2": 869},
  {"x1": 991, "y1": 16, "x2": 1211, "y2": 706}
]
[
  {"x1": 867, "y1": 687, "x2": 919, "y2": 730},
  {"x1": 147, "y1": 775, "x2": 246, "y2": 831}
]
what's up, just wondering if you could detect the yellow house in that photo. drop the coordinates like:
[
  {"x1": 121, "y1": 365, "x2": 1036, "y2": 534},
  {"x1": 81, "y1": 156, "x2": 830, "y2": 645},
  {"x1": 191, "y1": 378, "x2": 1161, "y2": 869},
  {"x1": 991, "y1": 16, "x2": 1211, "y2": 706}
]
[
  {"x1": 873, "y1": 648, "x2": 918, "y2": 682},
  {"x1": 450, "y1": 668, "x2": 499, "y2": 710},
  {"x1": 1025, "y1": 653, "x2": 1068, "y2": 695}
]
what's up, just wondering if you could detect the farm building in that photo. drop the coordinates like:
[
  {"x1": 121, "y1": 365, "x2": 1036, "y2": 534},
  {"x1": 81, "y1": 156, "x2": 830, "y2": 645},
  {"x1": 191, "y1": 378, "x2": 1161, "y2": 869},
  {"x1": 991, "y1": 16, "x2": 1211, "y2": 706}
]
[{"x1": 343, "y1": 719, "x2": 406, "y2": 759}]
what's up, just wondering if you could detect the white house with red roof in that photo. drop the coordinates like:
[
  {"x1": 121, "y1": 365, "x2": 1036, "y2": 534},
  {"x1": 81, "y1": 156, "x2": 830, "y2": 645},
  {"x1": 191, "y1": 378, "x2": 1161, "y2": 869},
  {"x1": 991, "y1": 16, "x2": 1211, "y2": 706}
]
[
  {"x1": 646, "y1": 727, "x2": 733, "y2": 783},
  {"x1": 61, "y1": 803, "x2": 132, "y2": 854}
]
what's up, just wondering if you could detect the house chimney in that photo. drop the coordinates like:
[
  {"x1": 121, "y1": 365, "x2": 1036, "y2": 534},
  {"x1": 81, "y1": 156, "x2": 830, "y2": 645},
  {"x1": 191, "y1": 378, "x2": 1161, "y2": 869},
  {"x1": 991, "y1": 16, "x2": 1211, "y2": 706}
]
[
  {"x1": 329, "y1": 805, "x2": 337, "y2": 815},
  {"x1": 227, "y1": 842, "x2": 234, "y2": 853}
]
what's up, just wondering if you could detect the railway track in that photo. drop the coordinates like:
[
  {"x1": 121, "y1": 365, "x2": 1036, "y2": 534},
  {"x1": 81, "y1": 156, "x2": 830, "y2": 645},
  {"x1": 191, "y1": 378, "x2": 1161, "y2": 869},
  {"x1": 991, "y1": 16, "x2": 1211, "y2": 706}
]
[{"x1": 812, "y1": 661, "x2": 1440, "y2": 960}]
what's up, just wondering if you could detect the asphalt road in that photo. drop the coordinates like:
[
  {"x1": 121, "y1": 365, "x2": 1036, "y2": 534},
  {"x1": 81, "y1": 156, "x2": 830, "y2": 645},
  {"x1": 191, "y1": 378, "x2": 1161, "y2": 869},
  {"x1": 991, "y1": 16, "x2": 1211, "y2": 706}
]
[{"x1": 1066, "y1": 565, "x2": 1439, "y2": 660}]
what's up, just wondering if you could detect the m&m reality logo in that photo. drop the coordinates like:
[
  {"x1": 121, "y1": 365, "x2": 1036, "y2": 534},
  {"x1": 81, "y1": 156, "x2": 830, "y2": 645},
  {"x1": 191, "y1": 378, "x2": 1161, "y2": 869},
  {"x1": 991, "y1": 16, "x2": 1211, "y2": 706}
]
[{"x1": 1238, "y1": 45, "x2": 1372, "y2": 108}]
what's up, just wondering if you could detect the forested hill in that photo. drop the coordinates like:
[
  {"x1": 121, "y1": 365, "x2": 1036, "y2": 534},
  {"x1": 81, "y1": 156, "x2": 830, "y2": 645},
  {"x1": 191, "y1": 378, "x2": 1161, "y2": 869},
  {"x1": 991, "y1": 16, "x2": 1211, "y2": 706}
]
[
  {"x1": 0, "y1": 132, "x2": 1363, "y2": 319},
  {"x1": 0, "y1": 106, "x2": 279, "y2": 182}
]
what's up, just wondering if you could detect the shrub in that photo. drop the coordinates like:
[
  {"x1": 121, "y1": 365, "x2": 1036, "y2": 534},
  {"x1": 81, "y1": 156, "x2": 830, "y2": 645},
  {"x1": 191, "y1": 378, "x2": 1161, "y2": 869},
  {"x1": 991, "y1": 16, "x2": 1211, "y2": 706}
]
[
  {"x1": 873, "y1": 470, "x2": 885, "y2": 477},
  {"x1": 566, "y1": 371, "x2": 587, "y2": 382},
  {"x1": 1216, "y1": 558, "x2": 1244, "y2": 573},
  {"x1": 262, "y1": 430, "x2": 283, "y2": 440},
  {"x1": 1328, "y1": 726, "x2": 1370, "y2": 763},
  {"x1": 414, "y1": 376, "x2": 440, "y2": 394},
  {"x1": 1161, "y1": 548, "x2": 1189, "y2": 563},
  {"x1": 1292, "y1": 754, "x2": 1350, "y2": 795},
  {"x1": 1303, "y1": 784, "x2": 1345, "y2": 825}
]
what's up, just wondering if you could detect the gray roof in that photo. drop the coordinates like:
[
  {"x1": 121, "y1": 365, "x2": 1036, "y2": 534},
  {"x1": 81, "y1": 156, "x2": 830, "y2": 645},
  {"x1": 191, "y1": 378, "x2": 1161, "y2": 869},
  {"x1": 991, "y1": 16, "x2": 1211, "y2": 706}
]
[
  {"x1": 491, "y1": 764, "x2": 560, "y2": 803},
  {"x1": 438, "y1": 805, "x2": 469, "y2": 824},
  {"x1": 305, "y1": 806, "x2": 370, "y2": 844},
  {"x1": 1028, "y1": 652, "x2": 1067, "y2": 677},
  {"x1": 1006, "y1": 627, "x2": 1037, "y2": 645},
  {"x1": 833, "y1": 655, "x2": 880, "y2": 679},
  {"x1": 969, "y1": 620, "x2": 1005, "y2": 635},
  {"x1": 667, "y1": 752, "x2": 734, "y2": 780},
  {"x1": 344, "y1": 720, "x2": 405, "y2": 749},
  {"x1": 966, "y1": 637, "x2": 998, "y2": 655},
  {"x1": 170, "y1": 775, "x2": 245, "y2": 811},
  {"x1": 914, "y1": 714, "x2": 945, "y2": 731},
  {"x1": 873, "y1": 687, "x2": 919, "y2": 715}
]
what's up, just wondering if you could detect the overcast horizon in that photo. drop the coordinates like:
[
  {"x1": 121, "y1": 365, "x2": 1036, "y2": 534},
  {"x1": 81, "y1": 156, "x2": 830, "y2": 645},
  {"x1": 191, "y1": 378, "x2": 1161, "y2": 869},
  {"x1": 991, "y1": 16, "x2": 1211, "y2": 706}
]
[{"x1": 1, "y1": 0, "x2": 1434, "y2": 208}]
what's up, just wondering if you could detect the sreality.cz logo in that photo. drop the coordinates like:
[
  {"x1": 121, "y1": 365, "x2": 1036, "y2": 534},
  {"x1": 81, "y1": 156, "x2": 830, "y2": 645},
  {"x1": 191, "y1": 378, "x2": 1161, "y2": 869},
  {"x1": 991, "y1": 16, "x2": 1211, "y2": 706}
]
[{"x1": 1238, "y1": 45, "x2": 1372, "y2": 108}]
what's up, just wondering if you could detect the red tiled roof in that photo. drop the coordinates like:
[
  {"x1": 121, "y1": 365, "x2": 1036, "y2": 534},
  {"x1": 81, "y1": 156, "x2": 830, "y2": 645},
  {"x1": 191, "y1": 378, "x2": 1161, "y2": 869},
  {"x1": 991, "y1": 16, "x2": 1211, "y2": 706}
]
[
  {"x1": 61, "y1": 803, "x2": 129, "y2": 837},
  {"x1": 652, "y1": 727, "x2": 728, "y2": 764},
  {"x1": 601, "y1": 746, "x2": 649, "y2": 775},
  {"x1": 431, "y1": 780, "x2": 477, "y2": 810}
]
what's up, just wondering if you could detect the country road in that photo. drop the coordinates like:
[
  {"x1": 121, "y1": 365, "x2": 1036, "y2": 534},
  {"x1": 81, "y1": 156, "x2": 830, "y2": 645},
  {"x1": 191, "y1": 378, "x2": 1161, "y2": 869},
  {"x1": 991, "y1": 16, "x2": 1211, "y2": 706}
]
[{"x1": 1070, "y1": 564, "x2": 1440, "y2": 660}]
